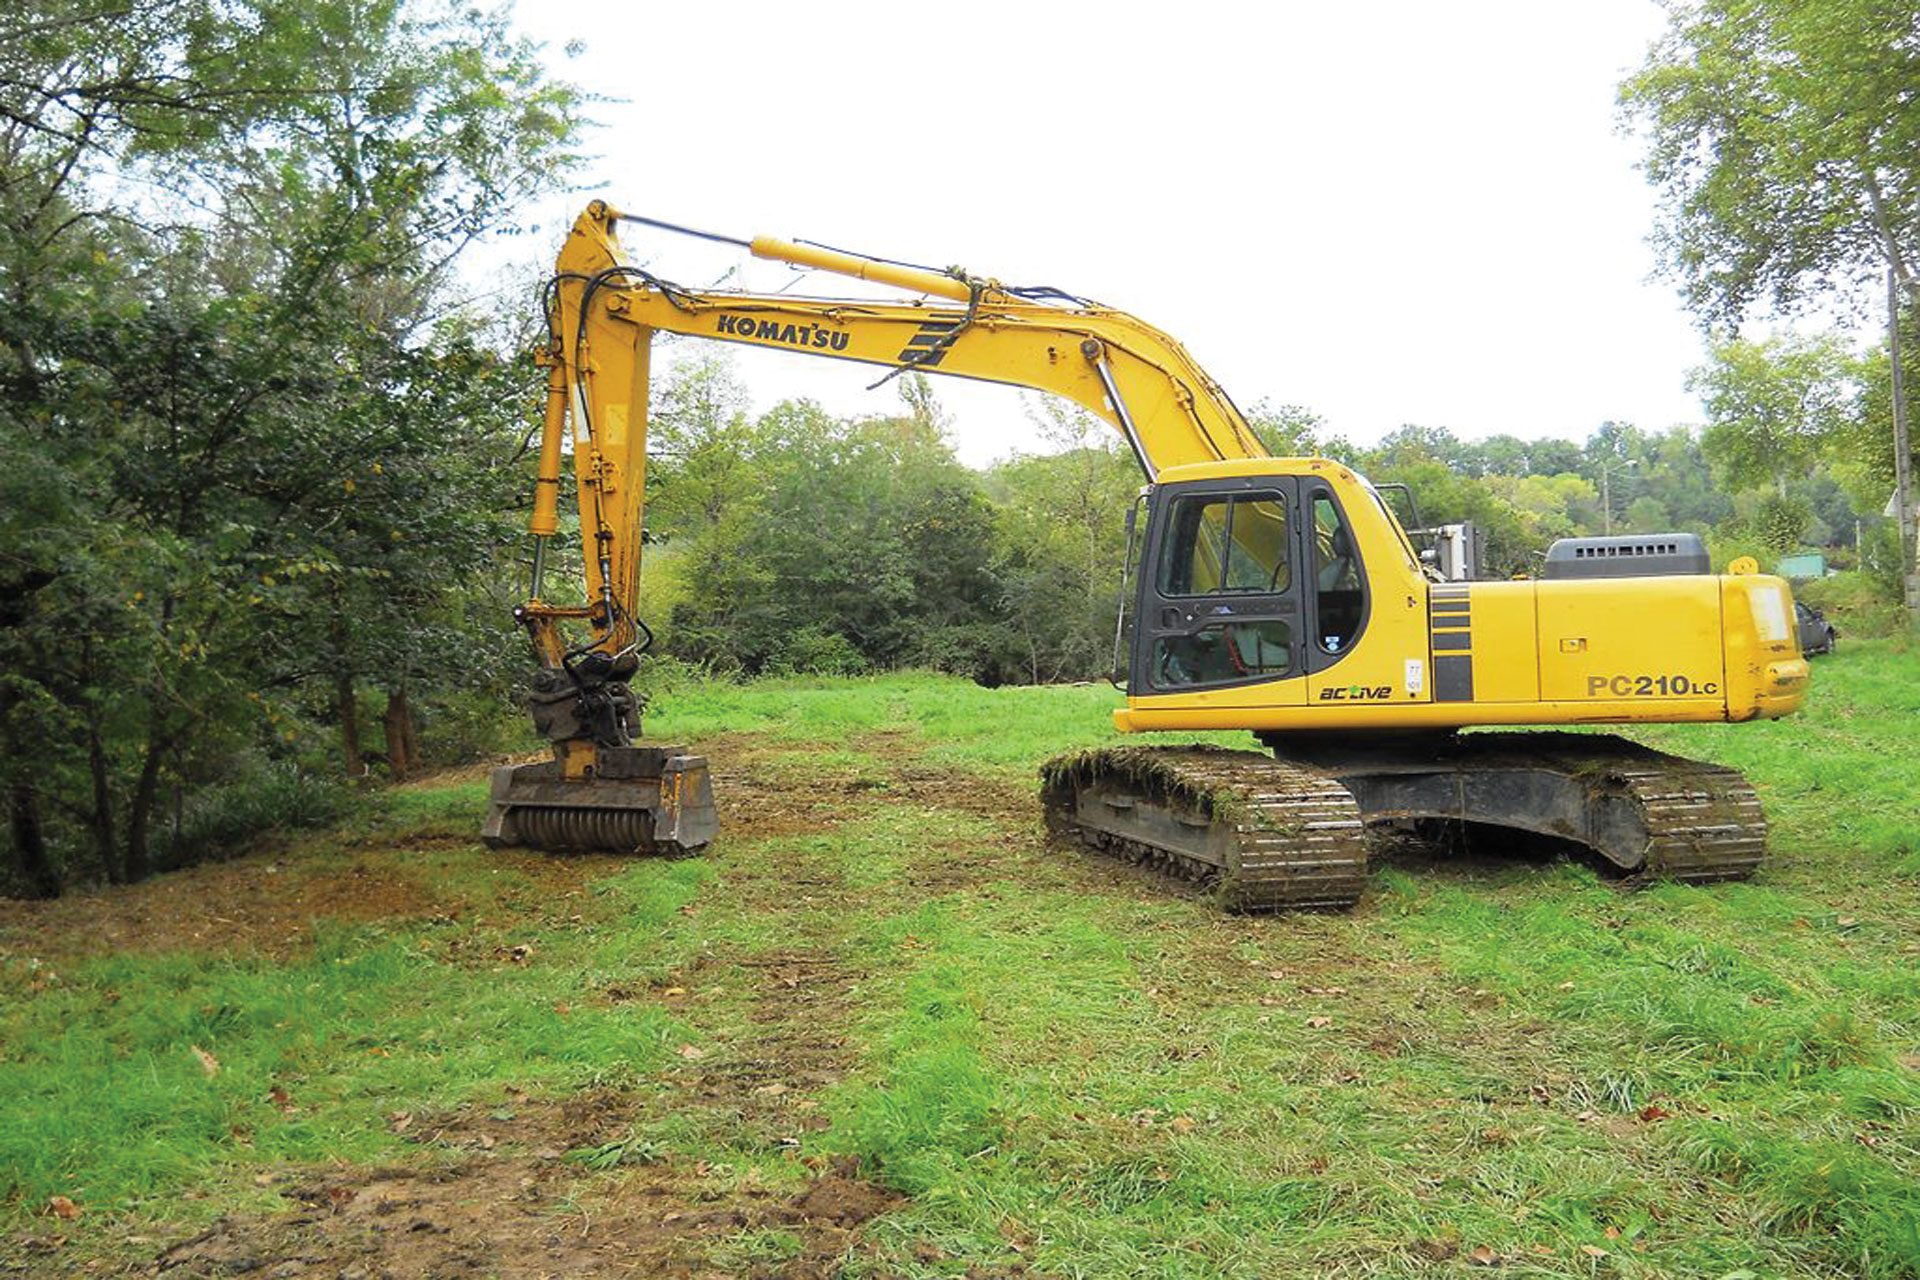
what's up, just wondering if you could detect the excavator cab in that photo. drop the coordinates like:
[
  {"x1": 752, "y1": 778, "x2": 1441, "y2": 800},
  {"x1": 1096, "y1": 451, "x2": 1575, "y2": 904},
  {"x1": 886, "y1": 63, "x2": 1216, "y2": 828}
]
[{"x1": 1123, "y1": 466, "x2": 1392, "y2": 702}]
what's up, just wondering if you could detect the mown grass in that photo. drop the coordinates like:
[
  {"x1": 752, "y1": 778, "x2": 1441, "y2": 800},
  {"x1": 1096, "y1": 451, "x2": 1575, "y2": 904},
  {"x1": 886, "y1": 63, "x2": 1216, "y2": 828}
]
[
  {"x1": 0, "y1": 850, "x2": 708, "y2": 1232},
  {"x1": 3, "y1": 639, "x2": 1916, "y2": 1276}
]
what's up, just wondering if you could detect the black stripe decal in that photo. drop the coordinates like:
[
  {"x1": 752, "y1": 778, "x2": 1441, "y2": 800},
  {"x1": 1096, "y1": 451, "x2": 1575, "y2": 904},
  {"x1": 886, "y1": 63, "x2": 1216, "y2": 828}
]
[
  {"x1": 1433, "y1": 632, "x2": 1473, "y2": 651},
  {"x1": 1435, "y1": 654, "x2": 1474, "y2": 701}
]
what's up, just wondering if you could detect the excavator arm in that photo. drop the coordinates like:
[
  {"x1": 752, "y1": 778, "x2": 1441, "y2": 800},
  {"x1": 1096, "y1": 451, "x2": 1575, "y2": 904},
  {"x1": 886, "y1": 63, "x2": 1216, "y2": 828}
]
[
  {"x1": 487, "y1": 200, "x2": 1282, "y2": 856},
  {"x1": 525, "y1": 201, "x2": 1273, "y2": 664}
]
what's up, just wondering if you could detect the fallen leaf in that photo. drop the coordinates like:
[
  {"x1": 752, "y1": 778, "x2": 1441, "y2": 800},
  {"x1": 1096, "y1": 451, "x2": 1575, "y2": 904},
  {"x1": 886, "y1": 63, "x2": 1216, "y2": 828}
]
[
  {"x1": 1603, "y1": 1226, "x2": 1621, "y2": 1239},
  {"x1": 387, "y1": 1111, "x2": 413, "y2": 1134},
  {"x1": 190, "y1": 1045, "x2": 220, "y2": 1077},
  {"x1": 676, "y1": 1044, "x2": 706, "y2": 1061},
  {"x1": 662, "y1": 986, "x2": 687, "y2": 997},
  {"x1": 268, "y1": 1086, "x2": 295, "y2": 1111},
  {"x1": 1581, "y1": 1244, "x2": 1609, "y2": 1258},
  {"x1": 1306, "y1": 1016, "x2": 1333, "y2": 1029},
  {"x1": 1837, "y1": 916, "x2": 1858, "y2": 927},
  {"x1": 753, "y1": 1082, "x2": 788, "y2": 1097},
  {"x1": 1556, "y1": 981, "x2": 1576, "y2": 991},
  {"x1": 1169, "y1": 1115, "x2": 1196, "y2": 1135},
  {"x1": 1638, "y1": 1104, "x2": 1672, "y2": 1122},
  {"x1": 553, "y1": 1001, "x2": 571, "y2": 1017},
  {"x1": 46, "y1": 1196, "x2": 80, "y2": 1221},
  {"x1": 476, "y1": 1132, "x2": 496, "y2": 1150},
  {"x1": 1468, "y1": 1244, "x2": 1498, "y2": 1266}
]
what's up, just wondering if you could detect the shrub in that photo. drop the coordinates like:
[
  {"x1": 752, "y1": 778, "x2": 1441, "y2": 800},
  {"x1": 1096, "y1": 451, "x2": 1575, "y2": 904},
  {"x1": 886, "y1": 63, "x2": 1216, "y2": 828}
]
[{"x1": 156, "y1": 760, "x2": 358, "y2": 870}]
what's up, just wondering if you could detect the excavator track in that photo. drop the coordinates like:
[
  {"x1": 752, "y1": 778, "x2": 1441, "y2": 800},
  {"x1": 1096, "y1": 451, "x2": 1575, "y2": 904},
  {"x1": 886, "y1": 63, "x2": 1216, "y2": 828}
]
[
  {"x1": 1040, "y1": 746, "x2": 1369, "y2": 911},
  {"x1": 1276, "y1": 731, "x2": 1769, "y2": 886},
  {"x1": 1579, "y1": 748, "x2": 1767, "y2": 884},
  {"x1": 1041, "y1": 735, "x2": 1767, "y2": 913}
]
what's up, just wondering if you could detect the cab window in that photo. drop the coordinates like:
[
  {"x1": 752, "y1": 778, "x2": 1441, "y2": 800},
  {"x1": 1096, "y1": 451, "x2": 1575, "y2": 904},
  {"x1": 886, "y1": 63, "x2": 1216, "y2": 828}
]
[
  {"x1": 1158, "y1": 494, "x2": 1289, "y2": 596},
  {"x1": 1311, "y1": 491, "x2": 1364, "y2": 652}
]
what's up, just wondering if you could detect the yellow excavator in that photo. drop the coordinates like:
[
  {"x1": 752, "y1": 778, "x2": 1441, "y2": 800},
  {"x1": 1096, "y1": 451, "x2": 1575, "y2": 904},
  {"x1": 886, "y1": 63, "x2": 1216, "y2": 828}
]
[{"x1": 480, "y1": 201, "x2": 1810, "y2": 910}]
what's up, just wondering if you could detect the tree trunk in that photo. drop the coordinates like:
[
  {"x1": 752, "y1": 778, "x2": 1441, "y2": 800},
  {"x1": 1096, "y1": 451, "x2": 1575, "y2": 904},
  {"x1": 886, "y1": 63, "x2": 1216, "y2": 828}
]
[
  {"x1": 6, "y1": 779, "x2": 60, "y2": 900},
  {"x1": 124, "y1": 708, "x2": 170, "y2": 883},
  {"x1": 383, "y1": 686, "x2": 415, "y2": 781},
  {"x1": 87, "y1": 713, "x2": 120, "y2": 884},
  {"x1": 336, "y1": 672, "x2": 363, "y2": 776}
]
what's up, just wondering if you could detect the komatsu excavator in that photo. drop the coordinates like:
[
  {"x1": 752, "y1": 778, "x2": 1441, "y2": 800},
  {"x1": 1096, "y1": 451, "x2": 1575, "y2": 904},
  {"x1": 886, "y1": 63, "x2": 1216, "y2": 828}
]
[{"x1": 481, "y1": 201, "x2": 1810, "y2": 910}]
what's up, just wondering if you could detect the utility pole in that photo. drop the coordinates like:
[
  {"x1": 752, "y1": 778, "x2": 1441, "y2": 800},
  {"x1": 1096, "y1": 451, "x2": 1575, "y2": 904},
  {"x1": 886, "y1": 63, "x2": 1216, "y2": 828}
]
[
  {"x1": 1892, "y1": 268, "x2": 1918, "y2": 628},
  {"x1": 1599, "y1": 457, "x2": 1638, "y2": 536}
]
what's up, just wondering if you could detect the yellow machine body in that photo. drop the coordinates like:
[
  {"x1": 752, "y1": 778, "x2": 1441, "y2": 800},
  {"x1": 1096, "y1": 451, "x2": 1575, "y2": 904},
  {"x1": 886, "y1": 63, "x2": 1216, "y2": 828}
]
[{"x1": 1110, "y1": 461, "x2": 1808, "y2": 733}]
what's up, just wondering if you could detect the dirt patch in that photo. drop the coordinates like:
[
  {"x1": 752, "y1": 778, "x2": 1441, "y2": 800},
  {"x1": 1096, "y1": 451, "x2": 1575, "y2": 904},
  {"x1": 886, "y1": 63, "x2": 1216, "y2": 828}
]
[
  {"x1": 149, "y1": 1152, "x2": 899, "y2": 1280},
  {"x1": 674, "y1": 949, "x2": 859, "y2": 1121},
  {"x1": 138, "y1": 1089, "x2": 899, "y2": 1280},
  {"x1": 0, "y1": 857, "x2": 439, "y2": 964}
]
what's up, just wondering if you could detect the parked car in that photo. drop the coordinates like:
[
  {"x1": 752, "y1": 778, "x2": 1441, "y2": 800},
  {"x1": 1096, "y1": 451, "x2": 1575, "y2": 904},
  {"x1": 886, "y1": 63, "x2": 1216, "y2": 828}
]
[{"x1": 1795, "y1": 600, "x2": 1839, "y2": 656}]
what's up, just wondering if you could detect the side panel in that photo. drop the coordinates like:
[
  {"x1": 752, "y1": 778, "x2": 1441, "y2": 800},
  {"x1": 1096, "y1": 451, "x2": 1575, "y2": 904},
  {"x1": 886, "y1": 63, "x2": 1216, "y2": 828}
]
[
  {"x1": 1536, "y1": 577, "x2": 1726, "y2": 703},
  {"x1": 1304, "y1": 585, "x2": 1433, "y2": 707},
  {"x1": 1423, "y1": 581, "x2": 1540, "y2": 704}
]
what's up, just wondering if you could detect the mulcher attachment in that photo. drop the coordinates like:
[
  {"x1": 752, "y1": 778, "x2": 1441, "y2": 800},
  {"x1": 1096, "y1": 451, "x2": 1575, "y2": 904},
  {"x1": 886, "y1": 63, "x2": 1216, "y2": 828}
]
[
  {"x1": 481, "y1": 745, "x2": 717, "y2": 856},
  {"x1": 1041, "y1": 746, "x2": 1370, "y2": 911}
]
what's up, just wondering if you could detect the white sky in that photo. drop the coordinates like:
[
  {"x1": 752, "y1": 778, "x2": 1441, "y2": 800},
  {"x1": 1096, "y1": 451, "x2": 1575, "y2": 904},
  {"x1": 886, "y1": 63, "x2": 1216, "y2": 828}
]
[{"x1": 503, "y1": 1, "x2": 1704, "y2": 468}]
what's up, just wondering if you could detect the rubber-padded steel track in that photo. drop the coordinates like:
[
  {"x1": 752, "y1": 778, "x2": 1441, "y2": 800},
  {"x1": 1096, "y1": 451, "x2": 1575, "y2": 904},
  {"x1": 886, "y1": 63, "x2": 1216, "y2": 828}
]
[
  {"x1": 1040, "y1": 746, "x2": 1368, "y2": 911},
  {"x1": 1607, "y1": 755, "x2": 1766, "y2": 883},
  {"x1": 1275, "y1": 731, "x2": 1769, "y2": 885}
]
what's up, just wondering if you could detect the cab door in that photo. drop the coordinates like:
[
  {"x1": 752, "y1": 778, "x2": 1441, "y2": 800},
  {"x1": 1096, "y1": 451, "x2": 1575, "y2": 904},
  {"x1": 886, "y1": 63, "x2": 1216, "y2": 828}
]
[{"x1": 1130, "y1": 478, "x2": 1307, "y2": 705}]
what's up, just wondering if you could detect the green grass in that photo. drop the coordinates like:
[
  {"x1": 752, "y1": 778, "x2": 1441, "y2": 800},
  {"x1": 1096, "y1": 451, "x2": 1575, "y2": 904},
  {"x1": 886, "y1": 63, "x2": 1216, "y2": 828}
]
[
  {"x1": 4, "y1": 639, "x2": 1917, "y2": 1276},
  {"x1": 0, "y1": 852, "x2": 706, "y2": 1228}
]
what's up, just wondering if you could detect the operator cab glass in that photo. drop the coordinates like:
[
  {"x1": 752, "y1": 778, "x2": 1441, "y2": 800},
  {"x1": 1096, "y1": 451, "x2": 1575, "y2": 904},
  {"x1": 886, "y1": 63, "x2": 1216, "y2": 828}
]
[
  {"x1": 1143, "y1": 489, "x2": 1296, "y2": 691},
  {"x1": 1131, "y1": 476, "x2": 1369, "y2": 693},
  {"x1": 1311, "y1": 491, "x2": 1364, "y2": 653}
]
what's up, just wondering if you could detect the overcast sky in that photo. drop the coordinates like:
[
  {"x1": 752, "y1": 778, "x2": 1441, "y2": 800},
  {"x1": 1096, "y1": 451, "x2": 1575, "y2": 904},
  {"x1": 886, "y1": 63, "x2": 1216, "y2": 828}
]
[{"x1": 503, "y1": 1, "x2": 1704, "y2": 468}]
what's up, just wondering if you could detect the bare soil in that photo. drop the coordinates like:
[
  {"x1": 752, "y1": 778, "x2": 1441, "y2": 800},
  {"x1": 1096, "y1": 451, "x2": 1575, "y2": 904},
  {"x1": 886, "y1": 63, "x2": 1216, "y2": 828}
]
[
  {"x1": 0, "y1": 856, "x2": 440, "y2": 964},
  {"x1": 152, "y1": 1120, "x2": 898, "y2": 1280}
]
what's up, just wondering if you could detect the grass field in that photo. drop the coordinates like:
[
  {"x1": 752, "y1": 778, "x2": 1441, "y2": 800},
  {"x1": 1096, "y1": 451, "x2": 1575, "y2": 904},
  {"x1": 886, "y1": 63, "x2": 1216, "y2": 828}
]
[{"x1": 2, "y1": 640, "x2": 1917, "y2": 1277}]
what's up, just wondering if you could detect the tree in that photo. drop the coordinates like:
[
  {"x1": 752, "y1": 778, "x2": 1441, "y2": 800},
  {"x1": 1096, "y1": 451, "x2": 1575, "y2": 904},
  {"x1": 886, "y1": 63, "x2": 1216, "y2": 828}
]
[
  {"x1": 1687, "y1": 334, "x2": 1860, "y2": 497},
  {"x1": 1621, "y1": 0, "x2": 1920, "y2": 616},
  {"x1": 0, "y1": 2, "x2": 580, "y2": 895}
]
